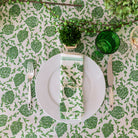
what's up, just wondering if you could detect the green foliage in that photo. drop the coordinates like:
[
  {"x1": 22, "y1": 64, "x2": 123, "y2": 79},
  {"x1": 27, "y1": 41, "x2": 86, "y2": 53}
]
[
  {"x1": 0, "y1": 67, "x2": 11, "y2": 78},
  {"x1": 31, "y1": 39, "x2": 42, "y2": 53},
  {"x1": 59, "y1": 22, "x2": 81, "y2": 46},
  {"x1": 73, "y1": 0, "x2": 84, "y2": 12},
  {"x1": 112, "y1": 60, "x2": 124, "y2": 74},
  {"x1": 25, "y1": 133, "x2": 37, "y2": 138},
  {"x1": 109, "y1": 106, "x2": 125, "y2": 119},
  {"x1": 0, "y1": 115, "x2": 8, "y2": 127},
  {"x1": 2, "y1": 91, "x2": 15, "y2": 104},
  {"x1": 39, "y1": 116, "x2": 55, "y2": 129},
  {"x1": 60, "y1": 102, "x2": 67, "y2": 112},
  {"x1": 33, "y1": 0, "x2": 42, "y2": 11},
  {"x1": 84, "y1": 116, "x2": 98, "y2": 129},
  {"x1": 55, "y1": 123, "x2": 67, "y2": 137},
  {"x1": 64, "y1": 87, "x2": 76, "y2": 98},
  {"x1": 10, "y1": 121, "x2": 22, "y2": 135},
  {"x1": 116, "y1": 85, "x2": 128, "y2": 100},
  {"x1": 7, "y1": 46, "x2": 18, "y2": 59},
  {"x1": 2, "y1": 25, "x2": 14, "y2": 35},
  {"x1": 18, "y1": 104, "x2": 33, "y2": 117},
  {"x1": 13, "y1": 73, "x2": 25, "y2": 87},
  {"x1": 45, "y1": 26, "x2": 56, "y2": 37},
  {"x1": 25, "y1": 16, "x2": 39, "y2": 28},
  {"x1": 9, "y1": 4, "x2": 20, "y2": 17},
  {"x1": 91, "y1": 51, "x2": 104, "y2": 61},
  {"x1": 131, "y1": 118, "x2": 138, "y2": 130},
  {"x1": 102, "y1": 122, "x2": 114, "y2": 137},
  {"x1": 129, "y1": 70, "x2": 138, "y2": 82},
  {"x1": 104, "y1": 0, "x2": 138, "y2": 18},
  {"x1": 92, "y1": 6, "x2": 104, "y2": 19},
  {"x1": 17, "y1": 29, "x2": 28, "y2": 42},
  {"x1": 118, "y1": 39, "x2": 128, "y2": 54},
  {"x1": 75, "y1": 42, "x2": 84, "y2": 53},
  {"x1": 49, "y1": 48, "x2": 60, "y2": 58},
  {"x1": 52, "y1": 6, "x2": 62, "y2": 18}
]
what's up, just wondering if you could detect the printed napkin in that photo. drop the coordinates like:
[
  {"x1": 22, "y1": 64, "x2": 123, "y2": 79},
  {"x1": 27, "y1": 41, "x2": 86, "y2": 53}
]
[{"x1": 60, "y1": 53, "x2": 84, "y2": 120}]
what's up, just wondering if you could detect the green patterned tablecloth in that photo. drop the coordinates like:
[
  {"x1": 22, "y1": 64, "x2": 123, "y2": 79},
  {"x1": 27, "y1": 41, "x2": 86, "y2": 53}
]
[{"x1": 0, "y1": 0, "x2": 138, "y2": 138}]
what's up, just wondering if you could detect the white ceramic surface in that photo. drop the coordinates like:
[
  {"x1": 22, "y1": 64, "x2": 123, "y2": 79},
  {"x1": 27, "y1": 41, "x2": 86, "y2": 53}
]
[{"x1": 36, "y1": 54, "x2": 106, "y2": 123}]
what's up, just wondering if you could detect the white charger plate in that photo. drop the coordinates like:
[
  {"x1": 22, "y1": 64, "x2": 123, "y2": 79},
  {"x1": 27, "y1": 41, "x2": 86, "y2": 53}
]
[{"x1": 36, "y1": 54, "x2": 105, "y2": 123}]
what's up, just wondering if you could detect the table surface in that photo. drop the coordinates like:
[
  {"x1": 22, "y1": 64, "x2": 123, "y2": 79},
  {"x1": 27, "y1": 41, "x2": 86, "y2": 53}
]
[{"x1": 0, "y1": 0, "x2": 138, "y2": 138}]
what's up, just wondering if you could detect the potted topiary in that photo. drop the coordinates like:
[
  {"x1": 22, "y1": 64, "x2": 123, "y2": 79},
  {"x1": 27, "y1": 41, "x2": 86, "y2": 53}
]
[{"x1": 59, "y1": 21, "x2": 81, "y2": 50}]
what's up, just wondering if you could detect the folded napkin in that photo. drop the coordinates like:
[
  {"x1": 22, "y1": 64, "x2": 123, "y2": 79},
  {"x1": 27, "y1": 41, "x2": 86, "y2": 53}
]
[{"x1": 60, "y1": 53, "x2": 84, "y2": 120}]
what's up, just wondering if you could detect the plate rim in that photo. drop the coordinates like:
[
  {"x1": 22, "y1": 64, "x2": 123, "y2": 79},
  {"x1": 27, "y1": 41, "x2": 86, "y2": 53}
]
[{"x1": 35, "y1": 53, "x2": 106, "y2": 123}]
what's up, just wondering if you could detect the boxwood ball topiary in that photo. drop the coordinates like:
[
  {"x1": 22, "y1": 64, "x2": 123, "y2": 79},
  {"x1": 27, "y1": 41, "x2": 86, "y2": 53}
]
[{"x1": 59, "y1": 23, "x2": 81, "y2": 46}]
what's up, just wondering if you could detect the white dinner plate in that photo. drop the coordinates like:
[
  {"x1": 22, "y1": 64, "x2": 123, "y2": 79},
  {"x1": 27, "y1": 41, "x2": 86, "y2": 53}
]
[{"x1": 36, "y1": 54, "x2": 105, "y2": 123}]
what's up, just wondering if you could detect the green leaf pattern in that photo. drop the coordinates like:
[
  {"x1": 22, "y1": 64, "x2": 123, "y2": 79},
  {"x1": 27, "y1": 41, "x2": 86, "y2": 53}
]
[{"x1": 0, "y1": 1, "x2": 137, "y2": 137}]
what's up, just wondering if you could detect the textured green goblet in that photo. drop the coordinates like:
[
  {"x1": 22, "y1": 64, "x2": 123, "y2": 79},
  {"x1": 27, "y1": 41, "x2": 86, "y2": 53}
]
[{"x1": 95, "y1": 30, "x2": 120, "y2": 54}]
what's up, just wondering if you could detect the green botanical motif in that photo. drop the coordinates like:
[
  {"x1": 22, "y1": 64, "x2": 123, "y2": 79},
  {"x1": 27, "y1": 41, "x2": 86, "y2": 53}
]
[
  {"x1": 55, "y1": 123, "x2": 67, "y2": 137},
  {"x1": 31, "y1": 39, "x2": 42, "y2": 53},
  {"x1": 64, "y1": 87, "x2": 76, "y2": 98},
  {"x1": 75, "y1": 43, "x2": 84, "y2": 53},
  {"x1": 129, "y1": 70, "x2": 138, "y2": 82},
  {"x1": 77, "y1": 64, "x2": 83, "y2": 72},
  {"x1": 45, "y1": 26, "x2": 56, "y2": 37},
  {"x1": 109, "y1": 106, "x2": 125, "y2": 119},
  {"x1": 23, "y1": 59, "x2": 37, "y2": 69},
  {"x1": 108, "y1": 17, "x2": 119, "y2": 24},
  {"x1": 2, "y1": 25, "x2": 14, "y2": 35},
  {"x1": 25, "y1": 132, "x2": 37, "y2": 138},
  {"x1": 102, "y1": 122, "x2": 114, "y2": 137},
  {"x1": 49, "y1": 48, "x2": 60, "y2": 58},
  {"x1": 84, "y1": 116, "x2": 98, "y2": 129},
  {"x1": 39, "y1": 116, "x2": 55, "y2": 129},
  {"x1": 91, "y1": 51, "x2": 104, "y2": 61},
  {"x1": 0, "y1": 67, "x2": 11, "y2": 78},
  {"x1": 52, "y1": 6, "x2": 62, "y2": 18},
  {"x1": 118, "y1": 39, "x2": 128, "y2": 54},
  {"x1": 92, "y1": 6, "x2": 104, "y2": 18},
  {"x1": 0, "y1": 0, "x2": 137, "y2": 137},
  {"x1": 131, "y1": 118, "x2": 138, "y2": 130},
  {"x1": 60, "y1": 102, "x2": 67, "y2": 112},
  {"x1": 71, "y1": 134, "x2": 82, "y2": 138},
  {"x1": 33, "y1": 3, "x2": 42, "y2": 11},
  {"x1": 18, "y1": 104, "x2": 33, "y2": 117},
  {"x1": 25, "y1": 16, "x2": 39, "y2": 28},
  {"x1": 0, "y1": 115, "x2": 8, "y2": 127},
  {"x1": 2, "y1": 91, "x2": 14, "y2": 104},
  {"x1": 17, "y1": 30, "x2": 28, "y2": 42},
  {"x1": 112, "y1": 60, "x2": 124, "y2": 73},
  {"x1": 60, "y1": 113, "x2": 65, "y2": 119},
  {"x1": 74, "y1": 0, "x2": 84, "y2": 12},
  {"x1": 13, "y1": 73, "x2": 25, "y2": 87},
  {"x1": 10, "y1": 121, "x2": 22, "y2": 135},
  {"x1": 118, "y1": 135, "x2": 129, "y2": 138},
  {"x1": 9, "y1": 4, "x2": 20, "y2": 17},
  {"x1": 116, "y1": 85, "x2": 128, "y2": 99},
  {"x1": 6, "y1": 46, "x2": 18, "y2": 59}
]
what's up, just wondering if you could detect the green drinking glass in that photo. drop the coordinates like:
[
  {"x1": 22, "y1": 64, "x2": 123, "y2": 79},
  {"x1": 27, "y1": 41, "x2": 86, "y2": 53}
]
[{"x1": 95, "y1": 30, "x2": 120, "y2": 54}]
